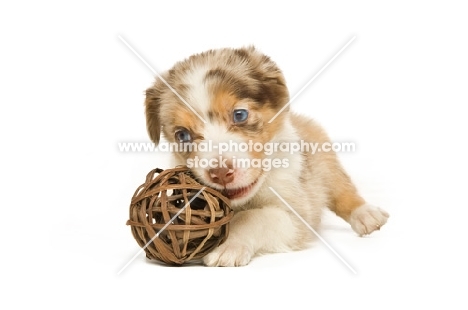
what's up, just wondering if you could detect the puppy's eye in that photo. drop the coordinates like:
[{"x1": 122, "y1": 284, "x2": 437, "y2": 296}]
[
  {"x1": 175, "y1": 129, "x2": 192, "y2": 143},
  {"x1": 233, "y1": 109, "x2": 249, "y2": 123}
]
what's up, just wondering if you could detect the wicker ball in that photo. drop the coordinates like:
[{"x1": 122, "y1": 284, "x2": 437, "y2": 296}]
[{"x1": 126, "y1": 166, "x2": 233, "y2": 265}]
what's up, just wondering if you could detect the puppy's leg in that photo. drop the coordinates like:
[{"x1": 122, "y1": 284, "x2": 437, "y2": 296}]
[
  {"x1": 292, "y1": 115, "x2": 389, "y2": 236},
  {"x1": 203, "y1": 206, "x2": 300, "y2": 267},
  {"x1": 328, "y1": 165, "x2": 389, "y2": 236}
]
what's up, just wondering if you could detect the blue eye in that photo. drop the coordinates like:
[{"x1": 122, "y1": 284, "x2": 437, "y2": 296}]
[
  {"x1": 175, "y1": 129, "x2": 192, "y2": 142},
  {"x1": 233, "y1": 109, "x2": 249, "y2": 123}
]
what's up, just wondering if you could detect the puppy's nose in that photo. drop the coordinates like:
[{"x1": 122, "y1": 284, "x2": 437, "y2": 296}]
[{"x1": 208, "y1": 167, "x2": 235, "y2": 185}]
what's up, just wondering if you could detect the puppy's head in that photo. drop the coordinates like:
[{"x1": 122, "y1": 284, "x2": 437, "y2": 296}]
[{"x1": 145, "y1": 46, "x2": 289, "y2": 205}]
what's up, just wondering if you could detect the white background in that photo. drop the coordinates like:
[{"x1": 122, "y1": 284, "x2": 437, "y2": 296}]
[{"x1": 1, "y1": 1, "x2": 467, "y2": 309}]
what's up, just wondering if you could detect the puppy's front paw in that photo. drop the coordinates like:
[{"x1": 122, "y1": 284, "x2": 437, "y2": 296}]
[
  {"x1": 350, "y1": 204, "x2": 389, "y2": 236},
  {"x1": 203, "y1": 242, "x2": 254, "y2": 267}
]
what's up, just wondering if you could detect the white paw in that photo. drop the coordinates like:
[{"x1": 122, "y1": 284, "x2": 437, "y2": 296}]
[
  {"x1": 349, "y1": 204, "x2": 389, "y2": 236},
  {"x1": 203, "y1": 241, "x2": 254, "y2": 267}
]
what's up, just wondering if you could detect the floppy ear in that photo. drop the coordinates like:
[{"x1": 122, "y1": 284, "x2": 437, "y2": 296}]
[
  {"x1": 242, "y1": 46, "x2": 290, "y2": 109},
  {"x1": 144, "y1": 86, "x2": 162, "y2": 145}
]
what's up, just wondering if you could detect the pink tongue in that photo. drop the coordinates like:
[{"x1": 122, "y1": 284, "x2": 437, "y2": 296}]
[{"x1": 225, "y1": 187, "x2": 244, "y2": 198}]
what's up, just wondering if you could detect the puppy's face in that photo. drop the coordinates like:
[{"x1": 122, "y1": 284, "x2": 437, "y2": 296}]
[{"x1": 145, "y1": 47, "x2": 289, "y2": 206}]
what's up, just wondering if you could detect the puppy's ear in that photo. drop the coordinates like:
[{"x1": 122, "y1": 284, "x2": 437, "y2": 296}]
[
  {"x1": 248, "y1": 47, "x2": 290, "y2": 109},
  {"x1": 145, "y1": 85, "x2": 162, "y2": 145}
]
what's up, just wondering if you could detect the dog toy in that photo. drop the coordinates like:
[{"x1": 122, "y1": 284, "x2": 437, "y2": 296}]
[{"x1": 126, "y1": 166, "x2": 233, "y2": 265}]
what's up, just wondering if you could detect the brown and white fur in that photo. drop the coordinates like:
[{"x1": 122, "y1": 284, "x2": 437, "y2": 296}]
[{"x1": 144, "y1": 46, "x2": 389, "y2": 267}]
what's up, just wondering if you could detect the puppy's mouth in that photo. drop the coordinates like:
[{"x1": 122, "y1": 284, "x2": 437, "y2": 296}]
[{"x1": 222, "y1": 179, "x2": 259, "y2": 200}]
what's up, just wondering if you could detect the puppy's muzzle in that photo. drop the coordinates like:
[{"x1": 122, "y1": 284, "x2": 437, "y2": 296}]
[{"x1": 209, "y1": 167, "x2": 235, "y2": 186}]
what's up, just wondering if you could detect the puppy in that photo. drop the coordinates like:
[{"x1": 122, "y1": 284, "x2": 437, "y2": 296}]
[{"x1": 144, "y1": 46, "x2": 389, "y2": 266}]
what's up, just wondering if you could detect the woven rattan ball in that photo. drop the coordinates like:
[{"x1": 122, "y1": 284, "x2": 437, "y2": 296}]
[{"x1": 126, "y1": 166, "x2": 233, "y2": 265}]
